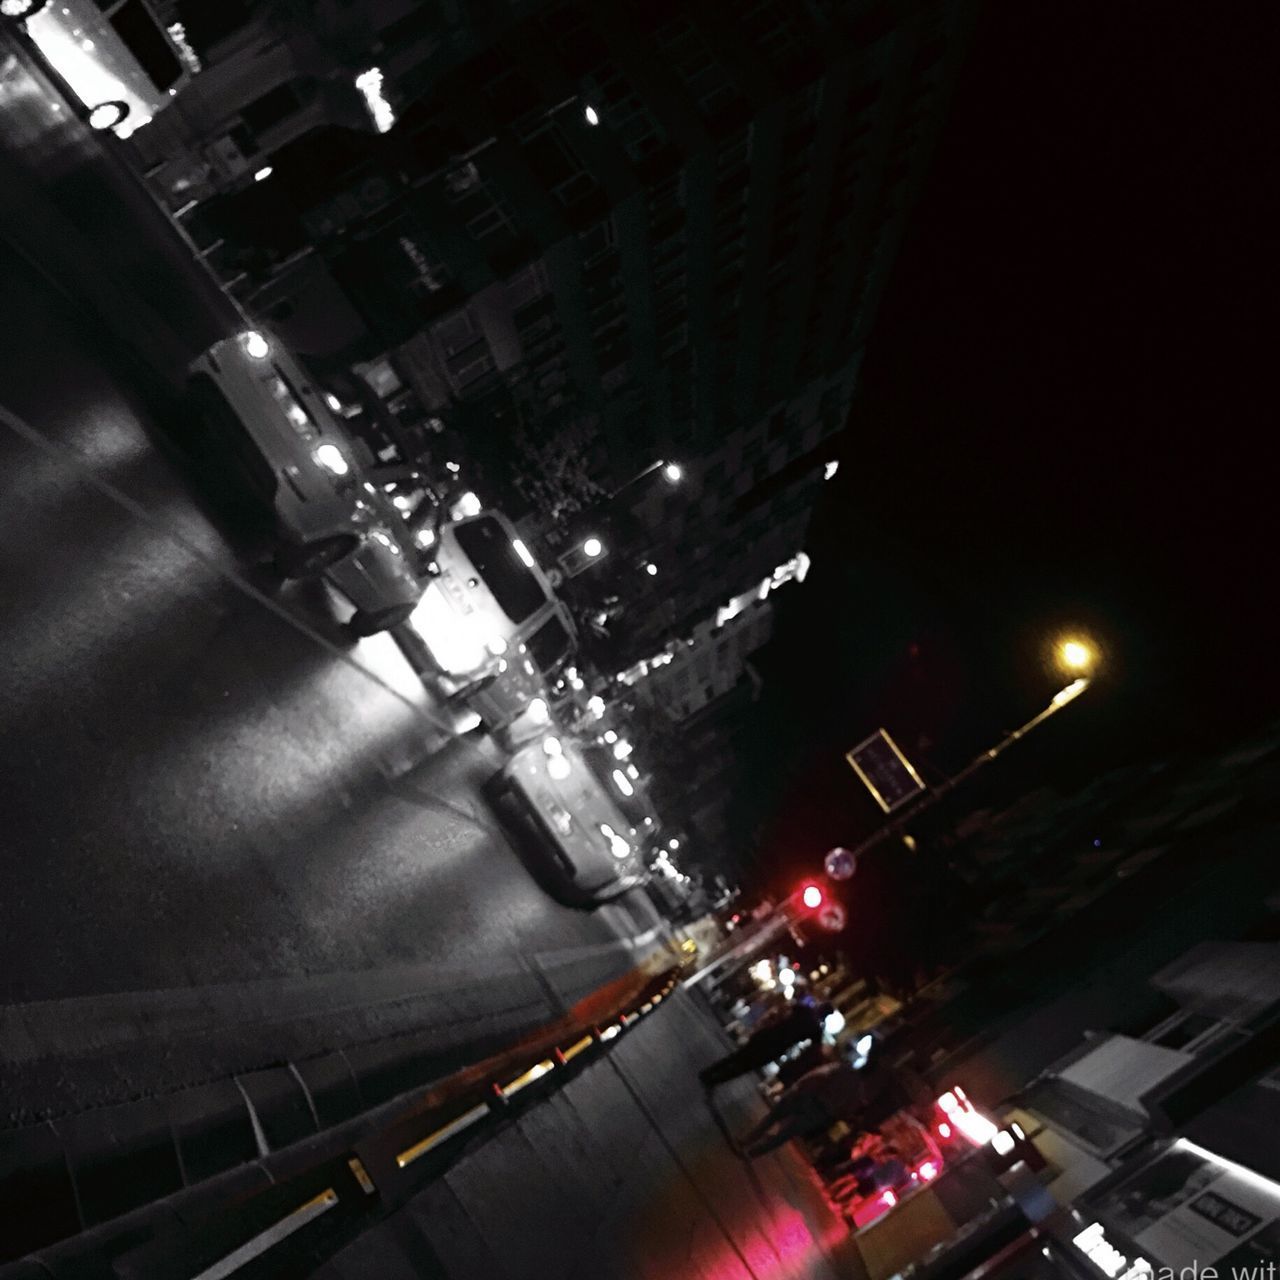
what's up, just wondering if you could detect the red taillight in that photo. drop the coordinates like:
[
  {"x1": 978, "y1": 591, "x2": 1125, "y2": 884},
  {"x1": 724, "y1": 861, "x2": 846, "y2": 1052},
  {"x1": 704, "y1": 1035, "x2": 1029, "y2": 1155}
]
[
  {"x1": 802, "y1": 884, "x2": 823, "y2": 909},
  {"x1": 880, "y1": 1190, "x2": 897, "y2": 1207},
  {"x1": 918, "y1": 1161, "x2": 938, "y2": 1181}
]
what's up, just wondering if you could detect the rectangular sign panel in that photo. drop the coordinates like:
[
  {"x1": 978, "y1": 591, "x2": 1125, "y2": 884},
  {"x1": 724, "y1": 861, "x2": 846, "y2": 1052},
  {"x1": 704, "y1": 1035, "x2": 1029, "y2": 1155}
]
[{"x1": 845, "y1": 729, "x2": 926, "y2": 813}]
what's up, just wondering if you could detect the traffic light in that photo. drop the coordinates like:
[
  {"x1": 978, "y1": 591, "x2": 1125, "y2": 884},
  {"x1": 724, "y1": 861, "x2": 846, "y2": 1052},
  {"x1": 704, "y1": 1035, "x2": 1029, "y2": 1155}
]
[{"x1": 801, "y1": 883, "x2": 824, "y2": 910}]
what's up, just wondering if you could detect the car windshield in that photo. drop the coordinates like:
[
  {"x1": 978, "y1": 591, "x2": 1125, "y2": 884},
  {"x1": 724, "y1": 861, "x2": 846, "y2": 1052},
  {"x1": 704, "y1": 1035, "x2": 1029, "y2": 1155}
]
[
  {"x1": 525, "y1": 614, "x2": 572, "y2": 674},
  {"x1": 453, "y1": 517, "x2": 547, "y2": 623},
  {"x1": 580, "y1": 744, "x2": 650, "y2": 825}
]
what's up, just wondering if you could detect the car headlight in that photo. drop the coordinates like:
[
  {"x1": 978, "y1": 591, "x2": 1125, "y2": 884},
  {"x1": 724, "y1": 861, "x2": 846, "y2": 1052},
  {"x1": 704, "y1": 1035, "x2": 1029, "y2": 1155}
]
[
  {"x1": 313, "y1": 443, "x2": 349, "y2": 476},
  {"x1": 546, "y1": 755, "x2": 572, "y2": 781},
  {"x1": 406, "y1": 584, "x2": 489, "y2": 675},
  {"x1": 238, "y1": 330, "x2": 270, "y2": 360}
]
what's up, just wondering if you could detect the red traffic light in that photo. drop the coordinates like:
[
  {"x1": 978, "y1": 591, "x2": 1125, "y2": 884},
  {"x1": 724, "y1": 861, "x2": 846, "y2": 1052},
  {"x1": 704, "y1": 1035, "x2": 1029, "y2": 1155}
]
[{"x1": 801, "y1": 883, "x2": 823, "y2": 910}]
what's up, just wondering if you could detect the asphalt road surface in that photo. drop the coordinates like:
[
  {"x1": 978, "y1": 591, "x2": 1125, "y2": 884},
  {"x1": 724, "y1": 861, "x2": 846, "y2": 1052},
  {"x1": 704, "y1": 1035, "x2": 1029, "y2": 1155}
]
[{"x1": 0, "y1": 43, "x2": 663, "y2": 1123}]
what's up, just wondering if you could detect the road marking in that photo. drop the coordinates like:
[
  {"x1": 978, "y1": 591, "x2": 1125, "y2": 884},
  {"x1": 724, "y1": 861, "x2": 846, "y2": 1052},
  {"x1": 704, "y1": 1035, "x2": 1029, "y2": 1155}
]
[{"x1": 189, "y1": 1187, "x2": 338, "y2": 1280}]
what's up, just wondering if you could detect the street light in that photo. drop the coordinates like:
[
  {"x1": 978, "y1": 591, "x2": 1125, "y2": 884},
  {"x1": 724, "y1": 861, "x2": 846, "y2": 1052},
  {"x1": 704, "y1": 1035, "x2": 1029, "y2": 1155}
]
[
  {"x1": 662, "y1": 462, "x2": 683, "y2": 483},
  {"x1": 1057, "y1": 637, "x2": 1096, "y2": 675},
  {"x1": 582, "y1": 536, "x2": 604, "y2": 559}
]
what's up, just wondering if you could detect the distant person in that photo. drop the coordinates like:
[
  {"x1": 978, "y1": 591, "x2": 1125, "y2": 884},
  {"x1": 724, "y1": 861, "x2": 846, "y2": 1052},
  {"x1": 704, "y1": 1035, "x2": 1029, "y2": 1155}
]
[
  {"x1": 700, "y1": 1000, "x2": 834, "y2": 1089},
  {"x1": 738, "y1": 1051, "x2": 893, "y2": 1158}
]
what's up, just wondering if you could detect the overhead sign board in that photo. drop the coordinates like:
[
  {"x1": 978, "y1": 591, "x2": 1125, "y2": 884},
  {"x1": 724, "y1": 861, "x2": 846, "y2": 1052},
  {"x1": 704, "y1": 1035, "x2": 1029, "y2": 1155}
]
[{"x1": 845, "y1": 729, "x2": 926, "y2": 813}]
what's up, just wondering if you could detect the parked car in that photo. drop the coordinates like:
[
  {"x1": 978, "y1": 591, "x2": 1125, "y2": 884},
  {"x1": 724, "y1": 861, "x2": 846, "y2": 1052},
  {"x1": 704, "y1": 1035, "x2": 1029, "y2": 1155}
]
[
  {"x1": 7, "y1": 0, "x2": 192, "y2": 138},
  {"x1": 404, "y1": 511, "x2": 577, "y2": 710},
  {"x1": 488, "y1": 735, "x2": 650, "y2": 905},
  {"x1": 188, "y1": 330, "x2": 426, "y2": 636}
]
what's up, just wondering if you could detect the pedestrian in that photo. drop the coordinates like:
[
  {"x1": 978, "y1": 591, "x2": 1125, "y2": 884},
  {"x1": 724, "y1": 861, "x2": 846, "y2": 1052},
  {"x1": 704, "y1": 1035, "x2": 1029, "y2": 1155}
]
[
  {"x1": 700, "y1": 1000, "x2": 834, "y2": 1089},
  {"x1": 738, "y1": 1051, "x2": 892, "y2": 1158}
]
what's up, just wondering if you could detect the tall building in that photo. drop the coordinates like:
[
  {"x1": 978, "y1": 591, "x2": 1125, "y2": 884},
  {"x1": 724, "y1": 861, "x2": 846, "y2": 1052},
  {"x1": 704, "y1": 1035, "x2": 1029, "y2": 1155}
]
[{"x1": 131, "y1": 0, "x2": 977, "y2": 664}]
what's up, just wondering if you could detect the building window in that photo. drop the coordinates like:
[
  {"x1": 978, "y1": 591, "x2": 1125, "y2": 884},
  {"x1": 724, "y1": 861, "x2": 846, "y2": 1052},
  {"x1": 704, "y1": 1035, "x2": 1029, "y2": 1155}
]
[{"x1": 240, "y1": 83, "x2": 302, "y2": 138}]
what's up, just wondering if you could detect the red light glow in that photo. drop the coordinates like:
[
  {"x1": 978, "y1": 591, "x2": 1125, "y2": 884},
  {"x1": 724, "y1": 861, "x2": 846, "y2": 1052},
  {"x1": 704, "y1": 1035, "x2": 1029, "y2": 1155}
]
[
  {"x1": 802, "y1": 884, "x2": 823, "y2": 909},
  {"x1": 880, "y1": 1190, "x2": 897, "y2": 1207},
  {"x1": 918, "y1": 1161, "x2": 938, "y2": 1181},
  {"x1": 937, "y1": 1122, "x2": 952, "y2": 1139}
]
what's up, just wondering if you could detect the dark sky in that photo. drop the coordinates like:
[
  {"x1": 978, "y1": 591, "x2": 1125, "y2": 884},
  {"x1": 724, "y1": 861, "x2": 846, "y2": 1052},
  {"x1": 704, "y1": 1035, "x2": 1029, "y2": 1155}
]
[{"x1": 734, "y1": 3, "x2": 1275, "y2": 893}]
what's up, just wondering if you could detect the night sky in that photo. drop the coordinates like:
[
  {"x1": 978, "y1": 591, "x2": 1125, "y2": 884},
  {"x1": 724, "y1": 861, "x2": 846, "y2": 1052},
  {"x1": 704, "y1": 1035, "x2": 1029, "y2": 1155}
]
[{"x1": 733, "y1": 3, "x2": 1275, "y2": 897}]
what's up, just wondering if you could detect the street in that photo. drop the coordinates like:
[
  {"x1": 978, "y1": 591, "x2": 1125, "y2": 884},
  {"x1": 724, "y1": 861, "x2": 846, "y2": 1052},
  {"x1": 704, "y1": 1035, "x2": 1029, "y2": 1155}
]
[{"x1": 0, "y1": 67, "x2": 663, "y2": 1124}]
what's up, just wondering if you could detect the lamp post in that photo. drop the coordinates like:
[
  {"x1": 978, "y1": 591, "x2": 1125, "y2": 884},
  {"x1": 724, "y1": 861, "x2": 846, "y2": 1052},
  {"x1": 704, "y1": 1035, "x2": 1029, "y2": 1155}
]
[
  {"x1": 558, "y1": 462, "x2": 682, "y2": 578},
  {"x1": 834, "y1": 637, "x2": 1099, "y2": 869}
]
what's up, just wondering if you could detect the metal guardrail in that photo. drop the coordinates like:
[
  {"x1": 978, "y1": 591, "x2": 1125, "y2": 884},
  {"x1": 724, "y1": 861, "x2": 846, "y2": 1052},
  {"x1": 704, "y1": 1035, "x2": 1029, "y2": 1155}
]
[{"x1": 2, "y1": 962, "x2": 688, "y2": 1279}]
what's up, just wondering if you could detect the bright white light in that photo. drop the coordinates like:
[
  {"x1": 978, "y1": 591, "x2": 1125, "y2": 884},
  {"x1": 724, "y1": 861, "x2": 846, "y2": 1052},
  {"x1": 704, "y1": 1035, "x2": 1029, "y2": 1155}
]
[
  {"x1": 584, "y1": 104, "x2": 599, "y2": 126},
  {"x1": 668, "y1": 838, "x2": 679, "y2": 850},
  {"x1": 512, "y1": 539, "x2": 536, "y2": 568},
  {"x1": 991, "y1": 1130, "x2": 1015, "y2": 1157},
  {"x1": 526, "y1": 697, "x2": 550, "y2": 724},
  {"x1": 582, "y1": 537, "x2": 604, "y2": 558},
  {"x1": 778, "y1": 967, "x2": 795, "y2": 987},
  {"x1": 546, "y1": 755, "x2": 572, "y2": 781},
  {"x1": 625, "y1": 763, "x2": 639, "y2": 779},
  {"x1": 586, "y1": 695, "x2": 605, "y2": 717},
  {"x1": 612, "y1": 769, "x2": 635, "y2": 797},
  {"x1": 880, "y1": 1190, "x2": 897, "y2": 1208},
  {"x1": 415, "y1": 527, "x2": 436, "y2": 548},
  {"x1": 355, "y1": 66, "x2": 395, "y2": 133},
  {"x1": 599, "y1": 1025, "x2": 621, "y2": 1041},
  {"x1": 1011, "y1": 1122, "x2": 1025, "y2": 1139},
  {"x1": 453, "y1": 490, "x2": 482, "y2": 519},
  {"x1": 446, "y1": 460, "x2": 461, "y2": 473},
  {"x1": 802, "y1": 884, "x2": 823, "y2": 909},
  {"x1": 1174, "y1": 1139, "x2": 1280, "y2": 1201},
  {"x1": 603, "y1": 730, "x2": 617, "y2": 744},
  {"x1": 239, "y1": 330, "x2": 270, "y2": 360},
  {"x1": 393, "y1": 495, "x2": 412, "y2": 511},
  {"x1": 663, "y1": 462, "x2": 683, "y2": 483},
  {"x1": 855, "y1": 1033, "x2": 874, "y2": 1057},
  {"x1": 823, "y1": 1010, "x2": 846, "y2": 1037},
  {"x1": 254, "y1": 166, "x2": 274, "y2": 183},
  {"x1": 918, "y1": 1161, "x2": 938, "y2": 1181},
  {"x1": 824, "y1": 460, "x2": 840, "y2": 480},
  {"x1": 1052, "y1": 677, "x2": 1089, "y2": 708},
  {"x1": 313, "y1": 443, "x2": 349, "y2": 476},
  {"x1": 612, "y1": 740, "x2": 633, "y2": 761},
  {"x1": 487, "y1": 636, "x2": 508, "y2": 656},
  {"x1": 645, "y1": 562, "x2": 658, "y2": 576},
  {"x1": 542, "y1": 736, "x2": 563, "y2": 756},
  {"x1": 324, "y1": 392, "x2": 342, "y2": 411}
]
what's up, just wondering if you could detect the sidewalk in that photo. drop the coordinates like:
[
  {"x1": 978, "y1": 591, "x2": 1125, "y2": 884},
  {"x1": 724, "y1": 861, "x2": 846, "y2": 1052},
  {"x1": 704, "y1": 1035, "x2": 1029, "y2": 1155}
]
[{"x1": 316, "y1": 987, "x2": 862, "y2": 1280}]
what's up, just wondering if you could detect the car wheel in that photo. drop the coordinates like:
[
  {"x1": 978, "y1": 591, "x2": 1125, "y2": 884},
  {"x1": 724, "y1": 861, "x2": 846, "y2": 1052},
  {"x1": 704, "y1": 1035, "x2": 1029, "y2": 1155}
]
[
  {"x1": 481, "y1": 770, "x2": 509, "y2": 806},
  {"x1": 275, "y1": 533, "x2": 359, "y2": 579},
  {"x1": 347, "y1": 601, "x2": 417, "y2": 637}
]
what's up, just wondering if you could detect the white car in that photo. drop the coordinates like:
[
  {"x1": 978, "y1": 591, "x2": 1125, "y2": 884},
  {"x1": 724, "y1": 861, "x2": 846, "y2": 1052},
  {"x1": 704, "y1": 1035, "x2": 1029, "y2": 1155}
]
[
  {"x1": 489, "y1": 736, "x2": 650, "y2": 905},
  {"x1": 405, "y1": 511, "x2": 575, "y2": 700},
  {"x1": 6, "y1": 0, "x2": 191, "y2": 138},
  {"x1": 189, "y1": 330, "x2": 425, "y2": 636}
]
